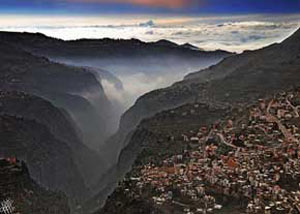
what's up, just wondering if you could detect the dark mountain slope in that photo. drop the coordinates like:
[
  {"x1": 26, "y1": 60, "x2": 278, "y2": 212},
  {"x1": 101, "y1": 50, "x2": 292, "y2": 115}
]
[
  {"x1": 185, "y1": 28, "x2": 300, "y2": 81},
  {"x1": 0, "y1": 159, "x2": 70, "y2": 214},
  {"x1": 0, "y1": 91, "x2": 105, "y2": 188},
  {"x1": 0, "y1": 114, "x2": 87, "y2": 201},
  {"x1": 0, "y1": 41, "x2": 113, "y2": 151}
]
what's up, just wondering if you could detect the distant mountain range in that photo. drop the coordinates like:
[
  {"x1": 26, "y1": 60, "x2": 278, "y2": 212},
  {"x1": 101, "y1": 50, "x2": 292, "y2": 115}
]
[
  {"x1": 0, "y1": 32, "x2": 230, "y2": 59},
  {"x1": 0, "y1": 31, "x2": 232, "y2": 95}
]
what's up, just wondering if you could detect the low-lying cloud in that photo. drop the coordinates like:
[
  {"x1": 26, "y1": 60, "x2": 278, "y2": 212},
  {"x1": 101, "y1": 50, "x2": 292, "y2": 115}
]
[
  {"x1": 102, "y1": 72, "x2": 175, "y2": 109},
  {"x1": 0, "y1": 14, "x2": 299, "y2": 53}
]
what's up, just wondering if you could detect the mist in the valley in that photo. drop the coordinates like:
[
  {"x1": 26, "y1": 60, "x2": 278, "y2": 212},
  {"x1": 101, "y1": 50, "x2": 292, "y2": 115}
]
[
  {"x1": 99, "y1": 58, "x2": 206, "y2": 109},
  {"x1": 50, "y1": 55, "x2": 226, "y2": 207},
  {"x1": 53, "y1": 56, "x2": 223, "y2": 138}
]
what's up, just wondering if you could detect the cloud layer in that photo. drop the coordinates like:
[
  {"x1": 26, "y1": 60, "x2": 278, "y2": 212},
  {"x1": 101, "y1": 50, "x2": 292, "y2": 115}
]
[{"x1": 0, "y1": 14, "x2": 299, "y2": 53}]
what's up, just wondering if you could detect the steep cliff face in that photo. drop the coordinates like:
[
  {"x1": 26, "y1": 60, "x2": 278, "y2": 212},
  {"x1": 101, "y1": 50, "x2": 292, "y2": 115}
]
[
  {"x1": 0, "y1": 91, "x2": 106, "y2": 188},
  {"x1": 108, "y1": 28, "x2": 300, "y2": 163},
  {"x1": 0, "y1": 159, "x2": 70, "y2": 214},
  {"x1": 0, "y1": 41, "x2": 113, "y2": 151},
  {"x1": 0, "y1": 114, "x2": 87, "y2": 201}
]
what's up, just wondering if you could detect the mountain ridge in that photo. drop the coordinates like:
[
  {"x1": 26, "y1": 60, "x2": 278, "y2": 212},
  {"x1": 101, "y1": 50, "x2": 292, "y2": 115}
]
[{"x1": 0, "y1": 31, "x2": 232, "y2": 57}]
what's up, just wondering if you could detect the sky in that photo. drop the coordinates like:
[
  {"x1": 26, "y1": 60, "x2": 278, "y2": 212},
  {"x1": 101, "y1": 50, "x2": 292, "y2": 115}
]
[{"x1": 1, "y1": 0, "x2": 300, "y2": 14}]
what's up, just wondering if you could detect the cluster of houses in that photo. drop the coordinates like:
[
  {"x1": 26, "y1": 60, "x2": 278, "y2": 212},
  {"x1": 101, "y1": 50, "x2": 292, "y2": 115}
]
[{"x1": 119, "y1": 89, "x2": 300, "y2": 214}]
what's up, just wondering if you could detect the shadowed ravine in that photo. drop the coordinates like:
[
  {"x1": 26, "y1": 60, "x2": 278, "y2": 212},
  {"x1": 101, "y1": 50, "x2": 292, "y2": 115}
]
[{"x1": 0, "y1": 31, "x2": 234, "y2": 213}]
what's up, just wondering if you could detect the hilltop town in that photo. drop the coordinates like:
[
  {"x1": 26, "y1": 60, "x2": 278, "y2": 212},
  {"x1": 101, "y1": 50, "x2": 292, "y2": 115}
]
[{"x1": 101, "y1": 88, "x2": 300, "y2": 214}]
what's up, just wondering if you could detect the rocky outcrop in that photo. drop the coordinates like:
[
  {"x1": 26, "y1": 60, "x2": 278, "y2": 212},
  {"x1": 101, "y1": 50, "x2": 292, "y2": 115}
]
[{"x1": 0, "y1": 158, "x2": 70, "y2": 214}]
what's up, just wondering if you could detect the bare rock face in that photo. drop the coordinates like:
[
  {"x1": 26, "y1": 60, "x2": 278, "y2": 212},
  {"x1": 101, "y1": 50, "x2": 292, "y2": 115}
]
[{"x1": 0, "y1": 158, "x2": 70, "y2": 214}]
